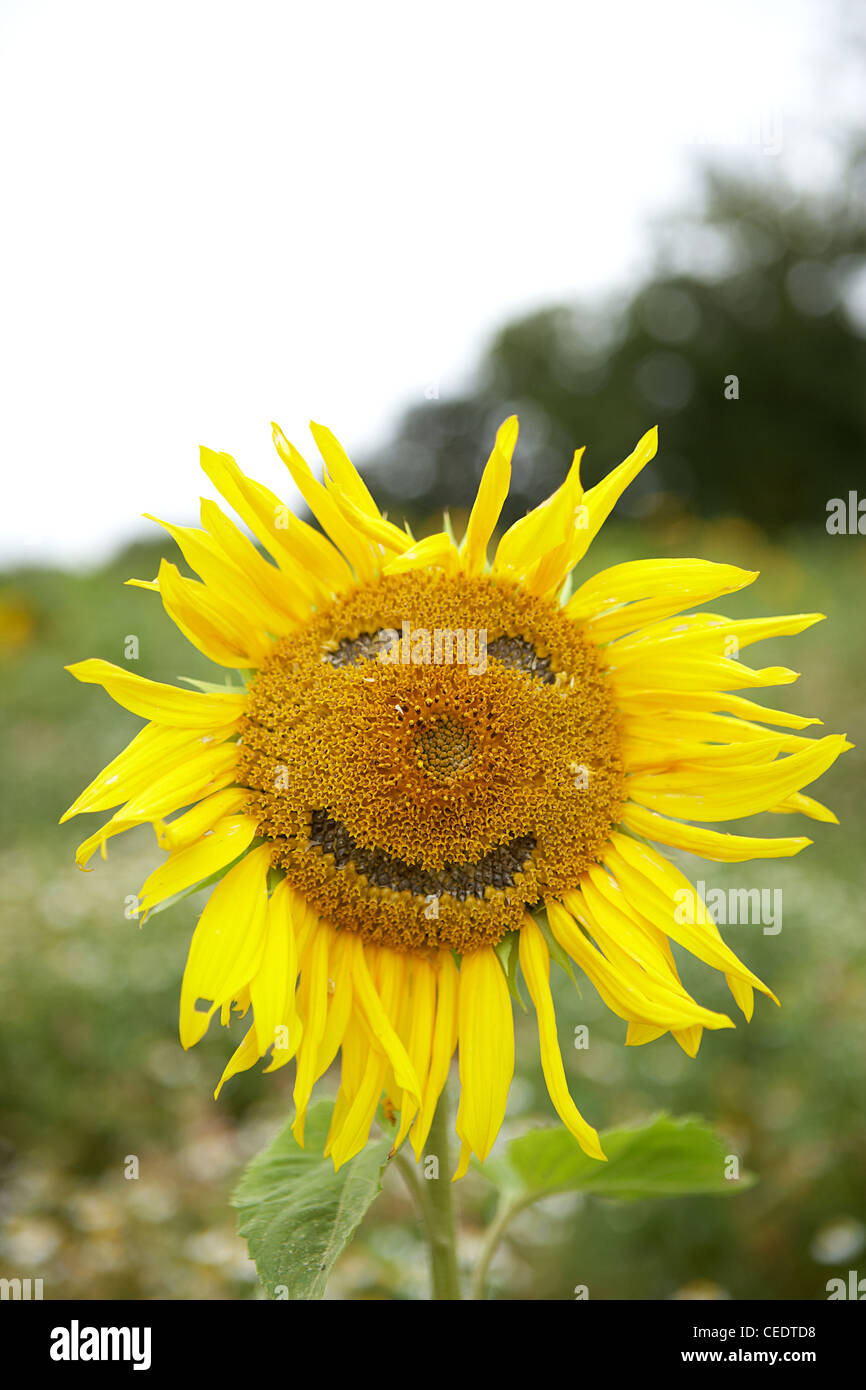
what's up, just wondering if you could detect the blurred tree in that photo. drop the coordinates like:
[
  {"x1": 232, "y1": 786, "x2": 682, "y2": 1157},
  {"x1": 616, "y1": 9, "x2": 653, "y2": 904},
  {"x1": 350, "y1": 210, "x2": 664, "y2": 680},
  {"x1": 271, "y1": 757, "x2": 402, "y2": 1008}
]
[{"x1": 362, "y1": 159, "x2": 866, "y2": 530}]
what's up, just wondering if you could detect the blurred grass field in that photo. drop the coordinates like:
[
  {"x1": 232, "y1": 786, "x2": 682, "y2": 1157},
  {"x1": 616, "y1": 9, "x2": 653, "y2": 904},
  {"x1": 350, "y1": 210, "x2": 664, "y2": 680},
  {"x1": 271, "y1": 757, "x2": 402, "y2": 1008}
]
[{"x1": 1, "y1": 515, "x2": 864, "y2": 1300}]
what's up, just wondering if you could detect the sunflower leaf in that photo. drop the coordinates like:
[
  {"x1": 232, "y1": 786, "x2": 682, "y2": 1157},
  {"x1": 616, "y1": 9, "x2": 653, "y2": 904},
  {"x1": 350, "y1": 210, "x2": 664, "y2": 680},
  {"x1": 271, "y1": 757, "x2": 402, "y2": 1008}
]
[
  {"x1": 232, "y1": 1099, "x2": 391, "y2": 1299},
  {"x1": 503, "y1": 1113, "x2": 753, "y2": 1201}
]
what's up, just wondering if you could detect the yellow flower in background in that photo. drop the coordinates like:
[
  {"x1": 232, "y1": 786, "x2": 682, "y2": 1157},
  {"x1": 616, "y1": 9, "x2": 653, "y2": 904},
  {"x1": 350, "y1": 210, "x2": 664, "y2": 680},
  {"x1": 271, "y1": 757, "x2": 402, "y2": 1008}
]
[{"x1": 62, "y1": 418, "x2": 850, "y2": 1178}]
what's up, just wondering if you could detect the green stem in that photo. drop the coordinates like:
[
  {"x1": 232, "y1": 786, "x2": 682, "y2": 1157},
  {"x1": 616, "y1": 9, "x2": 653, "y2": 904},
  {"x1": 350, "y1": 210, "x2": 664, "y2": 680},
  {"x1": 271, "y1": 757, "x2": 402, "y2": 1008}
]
[
  {"x1": 423, "y1": 1084, "x2": 462, "y2": 1300},
  {"x1": 470, "y1": 1190, "x2": 536, "y2": 1301},
  {"x1": 392, "y1": 1150, "x2": 426, "y2": 1219}
]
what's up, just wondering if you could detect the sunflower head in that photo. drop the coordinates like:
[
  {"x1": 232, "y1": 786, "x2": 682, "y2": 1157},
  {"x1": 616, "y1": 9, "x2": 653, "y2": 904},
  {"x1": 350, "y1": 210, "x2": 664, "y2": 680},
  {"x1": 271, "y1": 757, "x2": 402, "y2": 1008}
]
[
  {"x1": 63, "y1": 415, "x2": 850, "y2": 1177},
  {"x1": 237, "y1": 568, "x2": 625, "y2": 953}
]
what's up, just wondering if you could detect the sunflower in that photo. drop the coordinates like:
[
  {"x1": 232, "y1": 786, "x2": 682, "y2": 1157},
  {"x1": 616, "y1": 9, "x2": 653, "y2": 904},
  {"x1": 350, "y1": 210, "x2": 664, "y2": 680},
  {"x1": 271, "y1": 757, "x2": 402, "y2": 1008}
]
[{"x1": 62, "y1": 418, "x2": 849, "y2": 1177}]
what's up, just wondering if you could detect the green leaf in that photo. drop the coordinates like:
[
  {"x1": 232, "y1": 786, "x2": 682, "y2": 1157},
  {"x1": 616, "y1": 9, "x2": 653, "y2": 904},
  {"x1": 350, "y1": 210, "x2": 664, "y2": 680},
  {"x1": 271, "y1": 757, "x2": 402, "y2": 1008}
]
[
  {"x1": 232, "y1": 1099, "x2": 392, "y2": 1299},
  {"x1": 504, "y1": 1113, "x2": 753, "y2": 1201}
]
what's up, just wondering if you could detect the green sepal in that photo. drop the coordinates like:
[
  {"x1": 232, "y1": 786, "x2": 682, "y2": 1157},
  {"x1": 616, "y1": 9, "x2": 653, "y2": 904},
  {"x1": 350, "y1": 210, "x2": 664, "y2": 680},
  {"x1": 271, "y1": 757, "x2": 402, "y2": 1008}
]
[
  {"x1": 177, "y1": 675, "x2": 247, "y2": 694},
  {"x1": 531, "y1": 906, "x2": 581, "y2": 995},
  {"x1": 442, "y1": 508, "x2": 458, "y2": 546},
  {"x1": 493, "y1": 930, "x2": 527, "y2": 1011},
  {"x1": 266, "y1": 866, "x2": 286, "y2": 894},
  {"x1": 558, "y1": 567, "x2": 579, "y2": 606},
  {"x1": 139, "y1": 837, "x2": 266, "y2": 922}
]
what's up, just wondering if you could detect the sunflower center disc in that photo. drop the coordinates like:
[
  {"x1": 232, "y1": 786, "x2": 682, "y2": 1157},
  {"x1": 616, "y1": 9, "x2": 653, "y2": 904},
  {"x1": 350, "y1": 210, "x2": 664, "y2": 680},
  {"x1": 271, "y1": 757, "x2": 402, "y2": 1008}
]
[
  {"x1": 238, "y1": 572, "x2": 624, "y2": 952},
  {"x1": 415, "y1": 714, "x2": 475, "y2": 780}
]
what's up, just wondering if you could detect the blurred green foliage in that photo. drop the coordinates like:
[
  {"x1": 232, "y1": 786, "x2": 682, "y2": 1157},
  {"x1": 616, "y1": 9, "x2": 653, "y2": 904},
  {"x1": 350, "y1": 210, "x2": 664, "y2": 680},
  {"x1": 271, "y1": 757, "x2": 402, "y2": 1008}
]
[{"x1": 363, "y1": 165, "x2": 866, "y2": 533}]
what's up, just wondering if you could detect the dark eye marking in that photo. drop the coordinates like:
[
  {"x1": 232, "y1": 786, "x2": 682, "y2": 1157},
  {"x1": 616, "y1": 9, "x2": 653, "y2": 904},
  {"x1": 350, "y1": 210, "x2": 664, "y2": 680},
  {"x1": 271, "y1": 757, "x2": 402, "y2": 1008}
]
[
  {"x1": 484, "y1": 636, "x2": 556, "y2": 685},
  {"x1": 323, "y1": 629, "x2": 556, "y2": 684},
  {"x1": 323, "y1": 630, "x2": 395, "y2": 667}
]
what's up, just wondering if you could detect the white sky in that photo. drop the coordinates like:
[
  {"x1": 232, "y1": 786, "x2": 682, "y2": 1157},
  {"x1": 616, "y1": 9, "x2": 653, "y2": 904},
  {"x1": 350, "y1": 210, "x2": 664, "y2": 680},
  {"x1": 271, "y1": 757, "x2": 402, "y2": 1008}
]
[{"x1": 0, "y1": 0, "x2": 844, "y2": 565}]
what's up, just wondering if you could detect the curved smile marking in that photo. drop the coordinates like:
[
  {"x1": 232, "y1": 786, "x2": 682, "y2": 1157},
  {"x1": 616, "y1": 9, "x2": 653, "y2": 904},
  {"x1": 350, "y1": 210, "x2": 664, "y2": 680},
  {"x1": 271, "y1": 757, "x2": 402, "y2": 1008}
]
[{"x1": 309, "y1": 808, "x2": 536, "y2": 903}]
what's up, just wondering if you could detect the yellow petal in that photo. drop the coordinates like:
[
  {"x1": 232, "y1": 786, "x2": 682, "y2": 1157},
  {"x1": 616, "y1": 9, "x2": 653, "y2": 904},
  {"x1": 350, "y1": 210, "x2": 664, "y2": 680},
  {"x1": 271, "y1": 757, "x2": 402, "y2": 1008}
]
[
  {"x1": 214, "y1": 1024, "x2": 260, "y2": 1098},
  {"x1": 672, "y1": 1025, "x2": 704, "y2": 1058},
  {"x1": 152, "y1": 559, "x2": 273, "y2": 668},
  {"x1": 392, "y1": 956, "x2": 436, "y2": 1152},
  {"x1": 327, "y1": 484, "x2": 412, "y2": 555},
  {"x1": 144, "y1": 512, "x2": 294, "y2": 636},
  {"x1": 461, "y1": 416, "x2": 519, "y2": 575},
  {"x1": 382, "y1": 531, "x2": 460, "y2": 576},
  {"x1": 603, "y1": 835, "x2": 777, "y2": 1008},
  {"x1": 626, "y1": 1021, "x2": 667, "y2": 1047},
  {"x1": 768, "y1": 791, "x2": 839, "y2": 823},
  {"x1": 179, "y1": 844, "x2": 271, "y2": 1048},
  {"x1": 567, "y1": 879, "x2": 733, "y2": 1029},
  {"x1": 248, "y1": 879, "x2": 296, "y2": 1059},
  {"x1": 120, "y1": 740, "x2": 239, "y2": 821},
  {"x1": 272, "y1": 424, "x2": 379, "y2": 583},
  {"x1": 455, "y1": 946, "x2": 514, "y2": 1166},
  {"x1": 156, "y1": 787, "x2": 253, "y2": 851},
  {"x1": 620, "y1": 803, "x2": 812, "y2": 861},
  {"x1": 518, "y1": 916, "x2": 606, "y2": 1160},
  {"x1": 64, "y1": 659, "x2": 247, "y2": 727},
  {"x1": 199, "y1": 500, "x2": 310, "y2": 629},
  {"x1": 548, "y1": 899, "x2": 671, "y2": 1029},
  {"x1": 529, "y1": 426, "x2": 658, "y2": 595},
  {"x1": 609, "y1": 651, "x2": 800, "y2": 695},
  {"x1": 351, "y1": 943, "x2": 421, "y2": 1107},
  {"x1": 325, "y1": 1014, "x2": 368, "y2": 1154},
  {"x1": 200, "y1": 445, "x2": 352, "y2": 600},
  {"x1": 626, "y1": 733, "x2": 851, "y2": 821},
  {"x1": 309, "y1": 420, "x2": 380, "y2": 517},
  {"x1": 329, "y1": 1046, "x2": 391, "y2": 1169},
  {"x1": 72, "y1": 739, "x2": 239, "y2": 868},
  {"x1": 73, "y1": 814, "x2": 144, "y2": 869},
  {"x1": 62, "y1": 723, "x2": 237, "y2": 822},
  {"x1": 292, "y1": 923, "x2": 332, "y2": 1144},
  {"x1": 566, "y1": 558, "x2": 757, "y2": 638},
  {"x1": 139, "y1": 814, "x2": 259, "y2": 915},
  {"x1": 553, "y1": 894, "x2": 733, "y2": 1033},
  {"x1": 610, "y1": 611, "x2": 825, "y2": 662},
  {"x1": 410, "y1": 949, "x2": 459, "y2": 1159},
  {"x1": 262, "y1": 880, "x2": 304, "y2": 1072},
  {"x1": 312, "y1": 930, "x2": 354, "y2": 1079},
  {"x1": 573, "y1": 427, "x2": 658, "y2": 561},
  {"x1": 494, "y1": 449, "x2": 584, "y2": 577},
  {"x1": 726, "y1": 974, "x2": 755, "y2": 1021},
  {"x1": 620, "y1": 729, "x2": 803, "y2": 773},
  {"x1": 616, "y1": 687, "x2": 823, "y2": 730},
  {"x1": 328, "y1": 942, "x2": 410, "y2": 1168},
  {"x1": 622, "y1": 708, "x2": 813, "y2": 753}
]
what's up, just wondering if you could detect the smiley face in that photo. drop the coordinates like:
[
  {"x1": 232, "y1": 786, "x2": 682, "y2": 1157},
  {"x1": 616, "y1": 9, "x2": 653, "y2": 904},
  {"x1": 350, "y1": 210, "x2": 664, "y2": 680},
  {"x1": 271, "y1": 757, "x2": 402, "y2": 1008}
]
[{"x1": 238, "y1": 571, "x2": 624, "y2": 952}]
